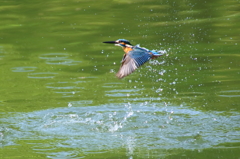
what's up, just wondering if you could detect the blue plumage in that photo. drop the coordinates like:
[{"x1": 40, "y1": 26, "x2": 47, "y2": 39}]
[{"x1": 103, "y1": 39, "x2": 164, "y2": 78}]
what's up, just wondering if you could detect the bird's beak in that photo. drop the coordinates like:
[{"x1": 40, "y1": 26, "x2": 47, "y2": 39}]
[{"x1": 103, "y1": 41, "x2": 117, "y2": 44}]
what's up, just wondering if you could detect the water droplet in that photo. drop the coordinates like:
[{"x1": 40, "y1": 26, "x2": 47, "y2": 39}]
[{"x1": 68, "y1": 103, "x2": 72, "y2": 107}]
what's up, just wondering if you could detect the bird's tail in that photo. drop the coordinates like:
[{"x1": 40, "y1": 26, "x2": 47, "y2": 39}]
[
  {"x1": 135, "y1": 44, "x2": 166, "y2": 58},
  {"x1": 151, "y1": 50, "x2": 166, "y2": 55},
  {"x1": 150, "y1": 50, "x2": 166, "y2": 59}
]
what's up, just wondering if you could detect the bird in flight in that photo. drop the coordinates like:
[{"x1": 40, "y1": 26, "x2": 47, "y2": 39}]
[{"x1": 103, "y1": 39, "x2": 163, "y2": 79}]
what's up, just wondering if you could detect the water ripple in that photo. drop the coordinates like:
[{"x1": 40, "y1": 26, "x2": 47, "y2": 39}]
[
  {"x1": 46, "y1": 81, "x2": 84, "y2": 97},
  {"x1": 39, "y1": 53, "x2": 81, "y2": 66},
  {"x1": 11, "y1": 66, "x2": 37, "y2": 72},
  {"x1": 218, "y1": 90, "x2": 240, "y2": 97},
  {"x1": 27, "y1": 72, "x2": 58, "y2": 79}
]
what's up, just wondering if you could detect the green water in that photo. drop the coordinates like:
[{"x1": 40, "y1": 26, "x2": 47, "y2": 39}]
[{"x1": 0, "y1": 0, "x2": 240, "y2": 158}]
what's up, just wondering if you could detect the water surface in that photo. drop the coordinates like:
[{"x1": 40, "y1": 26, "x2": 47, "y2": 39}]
[{"x1": 0, "y1": 0, "x2": 240, "y2": 158}]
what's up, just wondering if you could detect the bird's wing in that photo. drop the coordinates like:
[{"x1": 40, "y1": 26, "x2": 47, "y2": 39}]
[{"x1": 116, "y1": 49, "x2": 152, "y2": 79}]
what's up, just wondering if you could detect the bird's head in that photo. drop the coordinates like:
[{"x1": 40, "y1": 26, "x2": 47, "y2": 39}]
[{"x1": 103, "y1": 39, "x2": 132, "y2": 48}]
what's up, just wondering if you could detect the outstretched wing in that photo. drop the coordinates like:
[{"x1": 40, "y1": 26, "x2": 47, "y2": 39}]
[{"x1": 116, "y1": 49, "x2": 152, "y2": 79}]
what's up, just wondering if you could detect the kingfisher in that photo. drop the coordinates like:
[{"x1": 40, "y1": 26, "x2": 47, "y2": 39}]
[{"x1": 103, "y1": 39, "x2": 163, "y2": 79}]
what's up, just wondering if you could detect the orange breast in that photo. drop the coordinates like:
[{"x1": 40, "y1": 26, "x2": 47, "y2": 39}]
[{"x1": 123, "y1": 47, "x2": 133, "y2": 53}]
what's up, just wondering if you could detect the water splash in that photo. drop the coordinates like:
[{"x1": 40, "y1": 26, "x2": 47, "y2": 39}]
[{"x1": 1, "y1": 103, "x2": 239, "y2": 157}]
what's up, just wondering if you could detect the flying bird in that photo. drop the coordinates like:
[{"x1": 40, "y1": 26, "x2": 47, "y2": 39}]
[{"x1": 103, "y1": 39, "x2": 163, "y2": 79}]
